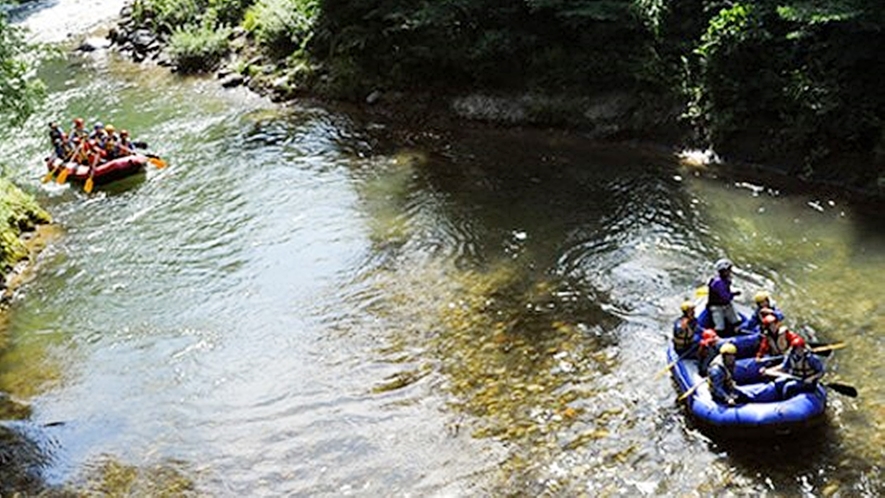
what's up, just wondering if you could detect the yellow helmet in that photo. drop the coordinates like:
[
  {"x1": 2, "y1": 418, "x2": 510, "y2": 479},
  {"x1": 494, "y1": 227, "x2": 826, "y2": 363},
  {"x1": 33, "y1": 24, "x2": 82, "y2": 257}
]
[
  {"x1": 680, "y1": 300, "x2": 694, "y2": 313},
  {"x1": 719, "y1": 343, "x2": 737, "y2": 355},
  {"x1": 754, "y1": 290, "x2": 770, "y2": 304},
  {"x1": 105, "y1": 124, "x2": 115, "y2": 133}
]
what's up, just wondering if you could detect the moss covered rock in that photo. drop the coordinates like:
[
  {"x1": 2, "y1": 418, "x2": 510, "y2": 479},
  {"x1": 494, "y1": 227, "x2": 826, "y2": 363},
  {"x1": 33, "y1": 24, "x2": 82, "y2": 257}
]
[{"x1": 0, "y1": 178, "x2": 51, "y2": 275}]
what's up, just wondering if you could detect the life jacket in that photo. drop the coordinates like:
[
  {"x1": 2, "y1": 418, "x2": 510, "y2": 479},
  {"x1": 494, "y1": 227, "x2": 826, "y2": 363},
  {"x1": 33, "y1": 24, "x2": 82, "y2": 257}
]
[
  {"x1": 707, "y1": 354, "x2": 736, "y2": 394},
  {"x1": 104, "y1": 135, "x2": 118, "y2": 154},
  {"x1": 786, "y1": 350, "x2": 820, "y2": 379},
  {"x1": 119, "y1": 138, "x2": 132, "y2": 154},
  {"x1": 73, "y1": 139, "x2": 90, "y2": 164},
  {"x1": 70, "y1": 127, "x2": 88, "y2": 141},
  {"x1": 673, "y1": 317, "x2": 696, "y2": 350}
]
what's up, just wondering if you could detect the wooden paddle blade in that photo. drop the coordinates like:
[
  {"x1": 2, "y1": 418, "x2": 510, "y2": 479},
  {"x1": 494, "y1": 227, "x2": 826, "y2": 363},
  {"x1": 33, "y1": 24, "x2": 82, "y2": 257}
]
[
  {"x1": 56, "y1": 167, "x2": 70, "y2": 184},
  {"x1": 148, "y1": 156, "x2": 167, "y2": 169},
  {"x1": 84, "y1": 177, "x2": 94, "y2": 194},
  {"x1": 677, "y1": 380, "x2": 705, "y2": 402},
  {"x1": 654, "y1": 362, "x2": 675, "y2": 380},
  {"x1": 826, "y1": 382, "x2": 858, "y2": 398},
  {"x1": 810, "y1": 342, "x2": 846, "y2": 354}
]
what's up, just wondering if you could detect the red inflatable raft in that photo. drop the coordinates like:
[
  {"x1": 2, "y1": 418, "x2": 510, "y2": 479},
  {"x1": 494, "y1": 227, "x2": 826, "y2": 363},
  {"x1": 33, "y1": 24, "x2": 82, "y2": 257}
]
[{"x1": 45, "y1": 153, "x2": 151, "y2": 186}]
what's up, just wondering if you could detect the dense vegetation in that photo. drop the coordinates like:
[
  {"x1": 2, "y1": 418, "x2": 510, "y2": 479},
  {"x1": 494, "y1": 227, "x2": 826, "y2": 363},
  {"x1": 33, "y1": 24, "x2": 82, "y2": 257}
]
[
  {"x1": 0, "y1": 7, "x2": 44, "y2": 127},
  {"x1": 122, "y1": 0, "x2": 884, "y2": 190},
  {"x1": 1, "y1": 8, "x2": 49, "y2": 277}
]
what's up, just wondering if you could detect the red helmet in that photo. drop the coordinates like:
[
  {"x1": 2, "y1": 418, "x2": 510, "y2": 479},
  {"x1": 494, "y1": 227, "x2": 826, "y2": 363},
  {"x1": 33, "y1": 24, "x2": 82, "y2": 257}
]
[
  {"x1": 701, "y1": 329, "x2": 719, "y2": 345},
  {"x1": 120, "y1": 129, "x2": 129, "y2": 137},
  {"x1": 74, "y1": 118, "x2": 84, "y2": 127},
  {"x1": 791, "y1": 336, "x2": 806, "y2": 348}
]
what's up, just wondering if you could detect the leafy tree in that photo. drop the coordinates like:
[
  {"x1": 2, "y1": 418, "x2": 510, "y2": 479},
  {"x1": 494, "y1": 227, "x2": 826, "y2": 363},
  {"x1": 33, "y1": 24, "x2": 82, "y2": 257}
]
[{"x1": 0, "y1": 7, "x2": 44, "y2": 126}]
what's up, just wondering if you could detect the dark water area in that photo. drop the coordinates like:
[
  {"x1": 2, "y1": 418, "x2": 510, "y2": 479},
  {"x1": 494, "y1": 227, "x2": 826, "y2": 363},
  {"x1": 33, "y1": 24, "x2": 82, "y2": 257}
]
[{"x1": 0, "y1": 1, "x2": 883, "y2": 494}]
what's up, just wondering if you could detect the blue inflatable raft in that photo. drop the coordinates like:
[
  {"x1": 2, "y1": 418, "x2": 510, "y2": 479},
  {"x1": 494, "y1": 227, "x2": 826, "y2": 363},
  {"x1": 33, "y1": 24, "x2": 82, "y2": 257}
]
[{"x1": 668, "y1": 344, "x2": 827, "y2": 436}]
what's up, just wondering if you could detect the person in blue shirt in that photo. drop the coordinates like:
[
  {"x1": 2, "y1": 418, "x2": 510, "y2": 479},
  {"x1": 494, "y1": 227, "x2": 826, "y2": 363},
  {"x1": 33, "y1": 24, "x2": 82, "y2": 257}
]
[
  {"x1": 742, "y1": 290, "x2": 785, "y2": 333},
  {"x1": 761, "y1": 335, "x2": 824, "y2": 399},
  {"x1": 707, "y1": 258, "x2": 742, "y2": 335},
  {"x1": 707, "y1": 343, "x2": 751, "y2": 405}
]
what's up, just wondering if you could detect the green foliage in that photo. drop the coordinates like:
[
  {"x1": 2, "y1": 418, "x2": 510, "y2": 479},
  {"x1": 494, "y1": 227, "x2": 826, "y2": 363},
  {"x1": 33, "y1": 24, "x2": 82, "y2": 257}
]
[
  {"x1": 124, "y1": 0, "x2": 885, "y2": 187},
  {"x1": 168, "y1": 20, "x2": 231, "y2": 73},
  {"x1": 695, "y1": 3, "x2": 762, "y2": 59},
  {"x1": 0, "y1": 11, "x2": 45, "y2": 127},
  {"x1": 310, "y1": 0, "x2": 650, "y2": 93},
  {"x1": 672, "y1": 0, "x2": 885, "y2": 186},
  {"x1": 525, "y1": 0, "x2": 633, "y2": 22},
  {"x1": 243, "y1": 0, "x2": 317, "y2": 58},
  {"x1": 131, "y1": 0, "x2": 207, "y2": 33},
  {"x1": 776, "y1": 0, "x2": 859, "y2": 24},
  {"x1": 1, "y1": 177, "x2": 51, "y2": 269},
  {"x1": 209, "y1": 0, "x2": 255, "y2": 26}
]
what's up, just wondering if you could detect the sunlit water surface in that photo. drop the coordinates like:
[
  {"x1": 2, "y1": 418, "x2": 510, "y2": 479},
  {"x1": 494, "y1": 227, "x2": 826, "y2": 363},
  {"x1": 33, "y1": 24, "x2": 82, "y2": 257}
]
[{"x1": 0, "y1": 2, "x2": 883, "y2": 495}]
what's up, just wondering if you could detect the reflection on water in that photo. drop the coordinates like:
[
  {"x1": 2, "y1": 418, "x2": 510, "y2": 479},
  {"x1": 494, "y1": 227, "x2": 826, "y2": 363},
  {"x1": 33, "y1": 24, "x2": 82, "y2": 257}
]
[{"x1": 0, "y1": 10, "x2": 883, "y2": 495}]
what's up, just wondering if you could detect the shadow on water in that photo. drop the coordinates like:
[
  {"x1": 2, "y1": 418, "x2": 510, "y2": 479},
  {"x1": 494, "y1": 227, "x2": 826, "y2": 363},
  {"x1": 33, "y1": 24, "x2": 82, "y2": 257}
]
[
  {"x1": 708, "y1": 420, "x2": 877, "y2": 493},
  {"x1": 0, "y1": 422, "x2": 53, "y2": 495}
]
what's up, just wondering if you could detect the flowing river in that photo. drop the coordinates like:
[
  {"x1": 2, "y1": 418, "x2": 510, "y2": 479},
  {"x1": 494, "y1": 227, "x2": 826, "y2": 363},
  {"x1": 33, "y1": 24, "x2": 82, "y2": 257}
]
[{"x1": 1, "y1": 1, "x2": 883, "y2": 495}]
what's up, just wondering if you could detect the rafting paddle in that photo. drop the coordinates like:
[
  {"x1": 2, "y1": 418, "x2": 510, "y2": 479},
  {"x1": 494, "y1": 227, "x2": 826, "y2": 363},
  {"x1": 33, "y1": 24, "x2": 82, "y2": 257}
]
[
  {"x1": 127, "y1": 140, "x2": 167, "y2": 168},
  {"x1": 42, "y1": 155, "x2": 67, "y2": 183},
  {"x1": 808, "y1": 341, "x2": 846, "y2": 353},
  {"x1": 762, "y1": 343, "x2": 846, "y2": 363},
  {"x1": 55, "y1": 162, "x2": 71, "y2": 184},
  {"x1": 83, "y1": 153, "x2": 100, "y2": 193},
  {"x1": 146, "y1": 153, "x2": 167, "y2": 169},
  {"x1": 677, "y1": 379, "x2": 706, "y2": 402},
  {"x1": 763, "y1": 370, "x2": 858, "y2": 398},
  {"x1": 56, "y1": 139, "x2": 89, "y2": 185},
  {"x1": 43, "y1": 158, "x2": 65, "y2": 183},
  {"x1": 655, "y1": 345, "x2": 698, "y2": 380}
]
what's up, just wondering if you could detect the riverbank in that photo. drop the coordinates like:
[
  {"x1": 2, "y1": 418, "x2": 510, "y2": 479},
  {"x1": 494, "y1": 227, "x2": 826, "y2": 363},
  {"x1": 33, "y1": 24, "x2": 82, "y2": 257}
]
[
  {"x1": 0, "y1": 178, "x2": 53, "y2": 310},
  {"x1": 0, "y1": 177, "x2": 53, "y2": 441},
  {"x1": 99, "y1": 4, "x2": 885, "y2": 202}
]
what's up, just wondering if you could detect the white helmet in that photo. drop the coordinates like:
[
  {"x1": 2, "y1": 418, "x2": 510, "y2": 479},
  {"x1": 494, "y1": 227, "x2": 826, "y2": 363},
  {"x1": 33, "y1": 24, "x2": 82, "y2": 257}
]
[{"x1": 715, "y1": 258, "x2": 733, "y2": 272}]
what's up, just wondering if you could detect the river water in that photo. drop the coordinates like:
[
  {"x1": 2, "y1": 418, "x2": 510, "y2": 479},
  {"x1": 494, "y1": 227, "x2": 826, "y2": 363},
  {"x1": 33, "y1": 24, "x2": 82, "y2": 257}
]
[{"x1": 1, "y1": 1, "x2": 883, "y2": 495}]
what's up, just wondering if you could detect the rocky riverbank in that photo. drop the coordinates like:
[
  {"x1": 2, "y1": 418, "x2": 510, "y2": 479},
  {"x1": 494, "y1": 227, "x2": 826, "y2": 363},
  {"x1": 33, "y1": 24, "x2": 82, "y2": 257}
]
[{"x1": 98, "y1": 3, "x2": 884, "y2": 200}]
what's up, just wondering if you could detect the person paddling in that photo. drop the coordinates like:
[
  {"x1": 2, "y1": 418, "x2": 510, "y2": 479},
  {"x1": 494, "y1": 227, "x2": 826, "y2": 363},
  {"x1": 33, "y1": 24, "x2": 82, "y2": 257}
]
[
  {"x1": 118, "y1": 129, "x2": 135, "y2": 155},
  {"x1": 742, "y1": 290, "x2": 785, "y2": 333},
  {"x1": 673, "y1": 300, "x2": 699, "y2": 355},
  {"x1": 761, "y1": 336, "x2": 824, "y2": 399},
  {"x1": 69, "y1": 117, "x2": 88, "y2": 143},
  {"x1": 708, "y1": 343, "x2": 751, "y2": 406},
  {"x1": 755, "y1": 315, "x2": 800, "y2": 359},
  {"x1": 102, "y1": 124, "x2": 120, "y2": 159},
  {"x1": 697, "y1": 328, "x2": 723, "y2": 376}
]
